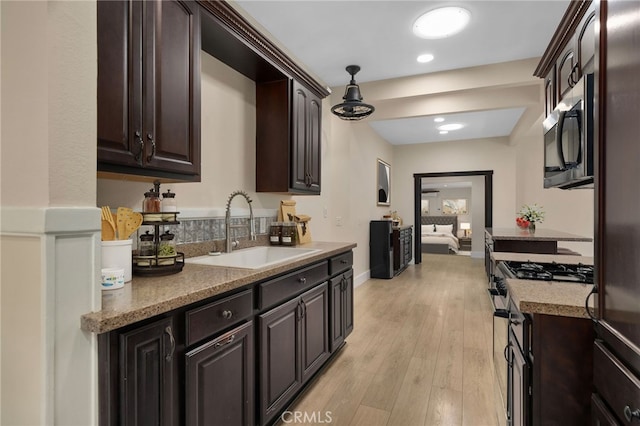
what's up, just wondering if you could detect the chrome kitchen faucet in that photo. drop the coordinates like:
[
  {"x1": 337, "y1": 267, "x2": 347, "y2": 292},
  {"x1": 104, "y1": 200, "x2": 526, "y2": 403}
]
[{"x1": 225, "y1": 190, "x2": 256, "y2": 252}]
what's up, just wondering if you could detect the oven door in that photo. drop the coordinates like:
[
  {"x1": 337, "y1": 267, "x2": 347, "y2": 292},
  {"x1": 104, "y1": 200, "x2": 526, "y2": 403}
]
[
  {"x1": 509, "y1": 327, "x2": 530, "y2": 426},
  {"x1": 489, "y1": 280, "x2": 510, "y2": 426}
]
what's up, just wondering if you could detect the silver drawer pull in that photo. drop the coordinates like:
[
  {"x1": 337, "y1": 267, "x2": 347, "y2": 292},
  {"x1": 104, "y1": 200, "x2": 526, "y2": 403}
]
[
  {"x1": 624, "y1": 405, "x2": 640, "y2": 422},
  {"x1": 298, "y1": 277, "x2": 307, "y2": 284},
  {"x1": 214, "y1": 334, "x2": 235, "y2": 349},
  {"x1": 222, "y1": 310, "x2": 233, "y2": 320},
  {"x1": 165, "y1": 326, "x2": 175, "y2": 362}
]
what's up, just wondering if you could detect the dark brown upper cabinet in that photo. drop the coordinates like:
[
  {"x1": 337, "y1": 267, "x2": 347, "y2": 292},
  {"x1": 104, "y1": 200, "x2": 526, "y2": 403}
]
[
  {"x1": 255, "y1": 79, "x2": 322, "y2": 194},
  {"x1": 535, "y1": 1, "x2": 595, "y2": 114},
  {"x1": 198, "y1": 1, "x2": 328, "y2": 195},
  {"x1": 97, "y1": 0, "x2": 201, "y2": 181}
]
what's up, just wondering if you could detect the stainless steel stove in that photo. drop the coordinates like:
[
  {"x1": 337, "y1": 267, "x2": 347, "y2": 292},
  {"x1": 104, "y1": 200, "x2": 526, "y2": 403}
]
[
  {"x1": 489, "y1": 259, "x2": 594, "y2": 426},
  {"x1": 499, "y1": 260, "x2": 594, "y2": 284}
]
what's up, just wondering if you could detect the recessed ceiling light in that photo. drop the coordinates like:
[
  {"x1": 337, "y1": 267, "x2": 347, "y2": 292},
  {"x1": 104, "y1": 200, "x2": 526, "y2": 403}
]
[
  {"x1": 434, "y1": 117, "x2": 445, "y2": 123},
  {"x1": 439, "y1": 130, "x2": 449, "y2": 135},
  {"x1": 417, "y1": 53, "x2": 434, "y2": 63},
  {"x1": 413, "y1": 7, "x2": 471, "y2": 39},
  {"x1": 438, "y1": 123, "x2": 465, "y2": 131}
]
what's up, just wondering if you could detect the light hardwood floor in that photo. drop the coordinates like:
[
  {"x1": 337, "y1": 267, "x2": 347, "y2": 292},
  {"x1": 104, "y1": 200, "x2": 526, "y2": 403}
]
[{"x1": 279, "y1": 254, "x2": 498, "y2": 426}]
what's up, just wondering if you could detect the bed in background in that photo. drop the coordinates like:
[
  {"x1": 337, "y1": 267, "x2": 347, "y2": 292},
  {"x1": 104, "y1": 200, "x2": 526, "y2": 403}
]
[{"x1": 420, "y1": 215, "x2": 459, "y2": 254}]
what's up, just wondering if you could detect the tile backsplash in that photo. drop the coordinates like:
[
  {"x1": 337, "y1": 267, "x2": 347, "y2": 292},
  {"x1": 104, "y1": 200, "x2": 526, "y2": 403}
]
[{"x1": 136, "y1": 214, "x2": 277, "y2": 246}]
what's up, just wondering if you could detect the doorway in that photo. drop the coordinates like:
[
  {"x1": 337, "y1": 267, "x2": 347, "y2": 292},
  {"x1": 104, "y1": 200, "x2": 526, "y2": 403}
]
[{"x1": 413, "y1": 170, "x2": 493, "y2": 265}]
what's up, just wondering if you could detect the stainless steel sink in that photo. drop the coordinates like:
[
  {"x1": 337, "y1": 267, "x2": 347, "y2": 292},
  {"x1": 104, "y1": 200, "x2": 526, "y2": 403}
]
[{"x1": 185, "y1": 246, "x2": 321, "y2": 270}]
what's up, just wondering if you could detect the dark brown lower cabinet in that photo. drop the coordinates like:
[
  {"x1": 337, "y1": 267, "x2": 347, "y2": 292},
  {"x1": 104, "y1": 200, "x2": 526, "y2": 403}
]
[
  {"x1": 99, "y1": 252, "x2": 354, "y2": 426},
  {"x1": 591, "y1": 394, "x2": 619, "y2": 426},
  {"x1": 119, "y1": 316, "x2": 179, "y2": 426},
  {"x1": 185, "y1": 321, "x2": 254, "y2": 426},
  {"x1": 393, "y1": 226, "x2": 413, "y2": 274},
  {"x1": 530, "y1": 314, "x2": 594, "y2": 425},
  {"x1": 330, "y1": 270, "x2": 354, "y2": 352},
  {"x1": 259, "y1": 282, "x2": 329, "y2": 426},
  {"x1": 300, "y1": 284, "x2": 330, "y2": 382}
]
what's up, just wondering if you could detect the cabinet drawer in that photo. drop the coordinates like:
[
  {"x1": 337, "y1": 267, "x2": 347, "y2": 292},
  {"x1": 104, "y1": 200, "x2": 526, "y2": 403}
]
[
  {"x1": 186, "y1": 289, "x2": 253, "y2": 346},
  {"x1": 594, "y1": 340, "x2": 640, "y2": 423},
  {"x1": 329, "y1": 251, "x2": 353, "y2": 275},
  {"x1": 259, "y1": 261, "x2": 328, "y2": 310}
]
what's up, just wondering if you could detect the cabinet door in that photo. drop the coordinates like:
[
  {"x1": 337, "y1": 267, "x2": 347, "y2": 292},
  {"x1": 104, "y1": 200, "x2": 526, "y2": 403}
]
[
  {"x1": 557, "y1": 47, "x2": 576, "y2": 100},
  {"x1": 329, "y1": 271, "x2": 354, "y2": 352},
  {"x1": 509, "y1": 338, "x2": 530, "y2": 426},
  {"x1": 544, "y1": 67, "x2": 556, "y2": 118},
  {"x1": 291, "y1": 81, "x2": 321, "y2": 193},
  {"x1": 577, "y1": 9, "x2": 596, "y2": 76},
  {"x1": 600, "y1": 0, "x2": 640, "y2": 358},
  {"x1": 97, "y1": 0, "x2": 143, "y2": 168},
  {"x1": 405, "y1": 228, "x2": 413, "y2": 265},
  {"x1": 185, "y1": 322, "x2": 254, "y2": 426},
  {"x1": 343, "y1": 270, "x2": 354, "y2": 340},
  {"x1": 306, "y1": 91, "x2": 322, "y2": 191},
  {"x1": 300, "y1": 283, "x2": 329, "y2": 382},
  {"x1": 143, "y1": 0, "x2": 201, "y2": 176},
  {"x1": 329, "y1": 275, "x2": 345, "y2": 352},
  {"x1": 120, "y1": 316, "x2": 178, "y2": 426},
  {"x1": 259, "y1": 297, "x2": 302, "y2": 425},
  {"x1": 591, "y1": 394, "x2": 620, "y2": 426}
]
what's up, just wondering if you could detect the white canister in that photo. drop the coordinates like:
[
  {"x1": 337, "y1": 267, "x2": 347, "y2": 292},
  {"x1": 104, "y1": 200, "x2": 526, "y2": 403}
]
[
  {"x1": 101, "y1": 268, "x2": 125, "y2": 290},
  {"x1": 102, "y1": 239, "x2": 133, "y2": 282}
]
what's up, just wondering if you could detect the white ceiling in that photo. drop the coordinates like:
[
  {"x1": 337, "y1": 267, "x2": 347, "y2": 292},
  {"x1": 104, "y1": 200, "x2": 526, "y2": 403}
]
[{"x1": 234, "y1": 0, "x2": 570, "y2": 145}]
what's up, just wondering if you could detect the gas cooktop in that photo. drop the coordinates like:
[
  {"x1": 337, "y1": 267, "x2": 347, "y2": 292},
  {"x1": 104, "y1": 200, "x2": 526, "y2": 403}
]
[{"x1": 501, "y1": 260, "x2": 594, "y2": 284}]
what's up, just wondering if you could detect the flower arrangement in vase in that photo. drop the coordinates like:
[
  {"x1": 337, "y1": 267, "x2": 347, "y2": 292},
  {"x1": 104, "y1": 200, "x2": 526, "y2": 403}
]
[{"x1": 516, "y1": 204, "x2": 545, "y2": 231}]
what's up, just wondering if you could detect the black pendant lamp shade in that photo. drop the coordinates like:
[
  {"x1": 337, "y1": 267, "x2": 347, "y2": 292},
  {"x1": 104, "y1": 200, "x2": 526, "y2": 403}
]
[{"x1": 331, "y1": 65, "x2": 375, "y2": 121}]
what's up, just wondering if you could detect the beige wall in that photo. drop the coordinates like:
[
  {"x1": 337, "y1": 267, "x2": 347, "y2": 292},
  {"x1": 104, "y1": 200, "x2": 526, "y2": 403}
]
[
  {"x1": 514, "y1": 116, "x2": 594, "y2": 255},
  {"x1": 1, "y1": 1, "x2": 99, "y2": 424},
  {"x1": 0, "y1": 236, "x2": 44, "y2": 424},
  {"x1": 98, "y1": 51, "x2": 283, "y2": 211},
  {"x1": 98, "y1": 52, "x2": 394, "y2": 284},
  {"x1": 394, "y1": 137, "x2": 518, "y2": 232}
]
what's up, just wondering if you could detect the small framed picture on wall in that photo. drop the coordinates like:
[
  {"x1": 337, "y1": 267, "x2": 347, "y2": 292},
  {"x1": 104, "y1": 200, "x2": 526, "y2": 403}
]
[{"x1": 377, "y1": 159, "x2": 391, "y2": 206}]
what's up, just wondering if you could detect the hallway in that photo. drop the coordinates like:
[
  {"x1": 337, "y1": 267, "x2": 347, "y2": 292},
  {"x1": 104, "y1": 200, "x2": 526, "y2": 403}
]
[{"x1": 281, "y1": 254, "x2": 498, "y2": 425}]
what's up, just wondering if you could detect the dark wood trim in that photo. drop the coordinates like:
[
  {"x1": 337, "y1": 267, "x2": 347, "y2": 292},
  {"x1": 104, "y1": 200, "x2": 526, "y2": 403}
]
[
  {"x1": 413, "y1": 170, "x2": 493, "y2": 265},
  {"x1": 595, "y1": 0, "x2": 606, "y2": 329},
  {"x1": 197, "y1": 0, "x2": 330, "y2": 98},
  {"x1": 534, "y1": 0, "x2": 593, "y2": 78}
]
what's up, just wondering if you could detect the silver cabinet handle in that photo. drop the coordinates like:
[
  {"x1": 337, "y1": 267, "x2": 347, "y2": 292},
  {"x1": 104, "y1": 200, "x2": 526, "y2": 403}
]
[
  {"x1": 214, "y1": 334, "x2": 236, "y2": 349},
  {"x1": 298, "y1": 277, "x2": 307, "y2": 284},
  {"x1": 624, "y1": 406, "x2": 640, "y2": 422},
  {"x1": 146, "y1": 133, "x2": 155, "y2": 162},
  {"x1": 134, "y1": 131, "x2": 144, "y2": 165},
  {"x1": 165, "y1": 326, "x2": 175, "y2": 362},
  {"x1": 222, "y1": 310, "x2": 233, "y2": 320}
]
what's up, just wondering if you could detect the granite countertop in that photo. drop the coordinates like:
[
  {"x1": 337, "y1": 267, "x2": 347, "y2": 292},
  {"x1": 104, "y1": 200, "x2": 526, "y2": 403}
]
[
  {"x1": 491, "y1": 252, "x2": 594, "y2": 265},
  {"x1": 507, "y1": 278, "x2": 594, "y2": 319},
  {"x1": 486, "y1": 227, "x2": 592, "y2": 242},
  {"x1": 81, "y1": 241, "x2": 356, "y2": 334}
]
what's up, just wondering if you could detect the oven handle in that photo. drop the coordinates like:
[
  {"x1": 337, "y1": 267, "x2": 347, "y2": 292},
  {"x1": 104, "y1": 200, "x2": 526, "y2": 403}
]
[
  {"x1": 487, "y1": 288, "x2": 510, "y2": 318},
  {"x1": 495, "y1": 309, "x2": 509, "y2": 319},
  {"x1": 504, "y1": 344, "x2": 512, "y2": 367}
]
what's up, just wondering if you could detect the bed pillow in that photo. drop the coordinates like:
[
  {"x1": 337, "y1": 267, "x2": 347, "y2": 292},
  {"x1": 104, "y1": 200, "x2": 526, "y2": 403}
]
[
  {"x1": 435, "y1": 224, "x2": 454, "y2": 234},
  {"x1": 421, "y1": 224, "x2": 436, "y2": 234}
]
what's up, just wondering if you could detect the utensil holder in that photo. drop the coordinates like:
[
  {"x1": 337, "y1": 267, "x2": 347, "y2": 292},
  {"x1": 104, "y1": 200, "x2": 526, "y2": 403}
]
[{"x1": 102, "y1": 239, "x2": 133, "y2": 282}]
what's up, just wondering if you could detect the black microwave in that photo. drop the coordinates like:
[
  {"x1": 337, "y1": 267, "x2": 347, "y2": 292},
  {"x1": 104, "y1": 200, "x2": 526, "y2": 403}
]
[{"x1": 543, "y1": 73, "x2": 594, "y2": 189}]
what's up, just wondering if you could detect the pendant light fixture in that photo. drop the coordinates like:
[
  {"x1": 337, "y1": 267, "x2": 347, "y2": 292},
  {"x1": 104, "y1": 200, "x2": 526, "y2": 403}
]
[{"x1": 331, "y1": 65, "x2": 375, "y2": 121}]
